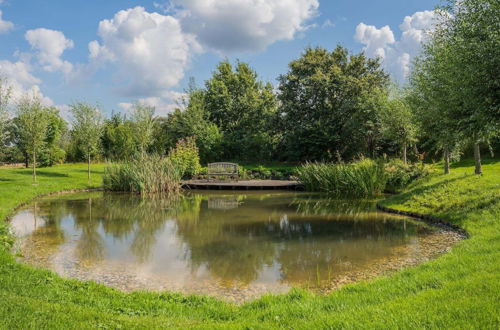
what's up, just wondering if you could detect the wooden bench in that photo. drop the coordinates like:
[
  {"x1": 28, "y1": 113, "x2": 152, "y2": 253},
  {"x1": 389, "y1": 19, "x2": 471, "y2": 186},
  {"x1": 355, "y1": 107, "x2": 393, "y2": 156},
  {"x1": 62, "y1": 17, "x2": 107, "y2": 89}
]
[{"x1": 207, "y1": 162, "x2": 239, "y2": 181}]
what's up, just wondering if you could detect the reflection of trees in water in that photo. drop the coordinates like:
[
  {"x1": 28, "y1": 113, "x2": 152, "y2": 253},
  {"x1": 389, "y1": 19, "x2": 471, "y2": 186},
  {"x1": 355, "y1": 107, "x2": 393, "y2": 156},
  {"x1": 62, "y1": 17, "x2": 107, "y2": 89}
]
[{"x1": 25, "y1": 192, "x2": 431, "y2": 286}]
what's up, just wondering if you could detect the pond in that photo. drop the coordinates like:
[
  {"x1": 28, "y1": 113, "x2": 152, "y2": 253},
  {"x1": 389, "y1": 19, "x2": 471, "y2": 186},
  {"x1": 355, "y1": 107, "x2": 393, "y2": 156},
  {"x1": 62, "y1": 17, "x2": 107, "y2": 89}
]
[{"x1": 10, "y1": 191, "x2": 462, "y2": 302}]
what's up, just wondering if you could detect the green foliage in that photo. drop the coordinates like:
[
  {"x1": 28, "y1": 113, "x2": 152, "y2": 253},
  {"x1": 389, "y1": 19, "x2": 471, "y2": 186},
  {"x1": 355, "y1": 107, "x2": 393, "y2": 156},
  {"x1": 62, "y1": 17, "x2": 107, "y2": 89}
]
[
  {"x1": 384, "y1": 159, "x2": 431, "y2": 192},
  {"x1": 101, "y1": 113, "x2": 136, "y2": 160},
  {"x1": 296, "y1": 159, "x2": 387, "y2": 197},
  {"x1": 131, "y1": 102, "x2": 156, "y2": 155},
  {"x1": 157, "y1": 87, "x2": 223, "y2": 162},
  {"x1": 38, "y1": 107, "x2": 67, "y2": 167},
  {"x1": 103, "y1": 154, "x2": 181, "y2": 194},
  {"x1": 70, "y1": 102, "x2": 104, "y2": 181},
  {"x1": 16, "y1": 93, "x2": 50, "y2": 180},
  {"x1": 0, "y1": 160, "x2": 499, "y2": 328},
  {"x1": 410, "y1": 0, "x2": 500, "y2": 173},
  {"x1": 379, "y1": 89, "x2": 418, "y2": 164},
  {"x1": 0, "y1": 77, "x2": 12, "y2": 158},
  {"x1": 70, "y1": 102, "x2": 103, "y2": 160},
  {"x1": 278, "y1": 46, "x2": 390, "y2": 161},
  {"x1": 168, "y1": 137, "x2": 201, "y2": 179},
  {"x1": 203, "y1": 60, "x2": 278, "y2": 160}
]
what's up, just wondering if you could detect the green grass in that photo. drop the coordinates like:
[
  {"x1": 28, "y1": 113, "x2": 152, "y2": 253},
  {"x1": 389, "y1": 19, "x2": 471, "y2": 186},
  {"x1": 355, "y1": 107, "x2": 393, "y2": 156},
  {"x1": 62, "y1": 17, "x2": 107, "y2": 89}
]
[{"x1": 0, "y1": 160, "x2": 499, "y2": 328}]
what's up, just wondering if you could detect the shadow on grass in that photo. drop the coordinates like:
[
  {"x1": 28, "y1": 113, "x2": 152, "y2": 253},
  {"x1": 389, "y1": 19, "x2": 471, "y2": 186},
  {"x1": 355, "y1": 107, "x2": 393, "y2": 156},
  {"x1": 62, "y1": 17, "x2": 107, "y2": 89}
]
[
  {"x1": 18, "y1": 171, "x2": 70, "y2": 178},
  {"x1": 450, "y1": 158, "x2": 499, "y2": 169}
]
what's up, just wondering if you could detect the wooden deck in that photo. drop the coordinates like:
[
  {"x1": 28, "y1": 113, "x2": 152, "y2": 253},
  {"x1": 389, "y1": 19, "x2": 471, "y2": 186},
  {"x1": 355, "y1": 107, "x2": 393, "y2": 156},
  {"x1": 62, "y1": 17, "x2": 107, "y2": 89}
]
[{"x1": 182, "y1": 180, "x2": 303, "y2": 190}]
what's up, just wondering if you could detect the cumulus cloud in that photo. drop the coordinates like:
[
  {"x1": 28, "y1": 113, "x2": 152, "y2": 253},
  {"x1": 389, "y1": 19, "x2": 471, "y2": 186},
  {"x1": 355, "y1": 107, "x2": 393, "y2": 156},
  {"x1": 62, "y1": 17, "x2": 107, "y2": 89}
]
[
  {"x1": 0, "y1": 10, "x2": 13, "y2": 34},
  {"x1": 354, "y1": 10, "x2": 437, "y2": 82},
  {"x1": 25, "y1": 28, "x2": 74, "y2": 74},
  {"x1": 88, "y1": 6, "x2": 200, "y2": 98},
  {"x1": 118, "y1": 90, "x2": 186, "y2": 117},
  {"x1": 168, "y1": 0, "x2": 319, "y2": 53},
  {"x1": 0, "y1": 59, "x2": 54, "y2": 106}
]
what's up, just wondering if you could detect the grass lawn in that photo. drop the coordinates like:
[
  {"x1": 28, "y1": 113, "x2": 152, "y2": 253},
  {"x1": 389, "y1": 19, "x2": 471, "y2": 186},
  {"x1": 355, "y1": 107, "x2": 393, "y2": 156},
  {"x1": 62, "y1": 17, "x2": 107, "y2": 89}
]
[{"x1": 0, "y1": 160, "x2": 499, "y2": 329}]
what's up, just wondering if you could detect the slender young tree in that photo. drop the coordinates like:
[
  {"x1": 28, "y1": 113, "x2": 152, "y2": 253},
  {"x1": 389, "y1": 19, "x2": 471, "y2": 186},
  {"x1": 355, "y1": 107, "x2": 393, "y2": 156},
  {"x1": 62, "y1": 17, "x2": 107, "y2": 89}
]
[
  {"x1": 0, "y1": 77, "x2": 12, "y2": 156},
  {"x1": 379, "y1": 90, "x2": 418, "y2": 165},
  {"x1": 131, "y1": 102, "x2": 156, "y2": 156},
  {"x1": 16, "y1": 94, "x2": 49, "y2": 182},
  {"x1": 71, "y1": 102, "x2": 103, "y2": 183}
]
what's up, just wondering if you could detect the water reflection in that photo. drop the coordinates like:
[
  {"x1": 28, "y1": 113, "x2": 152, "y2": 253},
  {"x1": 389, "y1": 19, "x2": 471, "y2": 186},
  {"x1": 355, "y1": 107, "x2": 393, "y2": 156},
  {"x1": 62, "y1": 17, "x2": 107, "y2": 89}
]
[{"x1": 11, "y1": 191, "x2": 456, "y2": 301}]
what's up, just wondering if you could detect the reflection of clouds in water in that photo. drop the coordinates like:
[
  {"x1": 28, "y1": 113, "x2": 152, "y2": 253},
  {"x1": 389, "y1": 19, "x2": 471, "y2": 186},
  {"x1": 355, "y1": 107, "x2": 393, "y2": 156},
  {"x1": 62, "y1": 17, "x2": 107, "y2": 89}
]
[{"x1": 10, "y1": 191, "x2": 459, "y2": 301}]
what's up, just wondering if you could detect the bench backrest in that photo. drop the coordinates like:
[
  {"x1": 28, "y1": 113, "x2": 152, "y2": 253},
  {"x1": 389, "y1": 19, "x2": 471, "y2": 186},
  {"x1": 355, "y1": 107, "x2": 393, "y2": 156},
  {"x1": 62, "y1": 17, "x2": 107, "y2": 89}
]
[{"x1": 207, "y1": 162, "x2": 238, "y2": 175}]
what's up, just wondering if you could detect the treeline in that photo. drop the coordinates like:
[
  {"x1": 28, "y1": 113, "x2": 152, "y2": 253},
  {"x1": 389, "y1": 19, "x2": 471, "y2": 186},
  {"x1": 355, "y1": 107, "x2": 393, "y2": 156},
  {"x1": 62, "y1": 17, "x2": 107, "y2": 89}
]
[{"x1": 0, "y1": 0, "x2": 498, "y2": 176}]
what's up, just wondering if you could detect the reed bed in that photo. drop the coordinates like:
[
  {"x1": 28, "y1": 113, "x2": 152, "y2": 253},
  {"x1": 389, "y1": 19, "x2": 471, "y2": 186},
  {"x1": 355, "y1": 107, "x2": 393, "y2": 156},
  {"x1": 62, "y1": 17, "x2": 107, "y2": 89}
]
[
  {"x1": 103, "y1": 154, "x2": 182, "y2": 194},
  {"x1": 295, "y1": 159, "x2": 387, "y2": 197}
]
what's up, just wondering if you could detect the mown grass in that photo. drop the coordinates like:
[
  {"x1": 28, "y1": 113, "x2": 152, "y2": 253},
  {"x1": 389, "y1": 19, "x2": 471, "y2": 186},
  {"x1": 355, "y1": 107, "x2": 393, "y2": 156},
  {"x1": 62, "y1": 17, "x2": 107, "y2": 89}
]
[{"x1": 0, "y1": 160, "x2": 499, "y2": 329}]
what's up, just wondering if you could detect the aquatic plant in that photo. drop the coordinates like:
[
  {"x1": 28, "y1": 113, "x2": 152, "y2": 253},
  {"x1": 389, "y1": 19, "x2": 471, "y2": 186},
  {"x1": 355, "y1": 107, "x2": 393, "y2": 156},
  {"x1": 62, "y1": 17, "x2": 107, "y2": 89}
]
[
  {"x1": 103, "y1": 154, "x2": 181, "y2": 194},
  {"x1": 295, "y1": 159, "x2": 387, "y2": 197}
]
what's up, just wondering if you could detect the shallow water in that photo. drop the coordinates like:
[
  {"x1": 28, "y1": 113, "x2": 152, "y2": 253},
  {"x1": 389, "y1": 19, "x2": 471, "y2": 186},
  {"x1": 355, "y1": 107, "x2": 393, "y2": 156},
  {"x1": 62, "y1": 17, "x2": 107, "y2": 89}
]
[{"x1": 10, "y1": 191, "x2": 461, "y2": 302}]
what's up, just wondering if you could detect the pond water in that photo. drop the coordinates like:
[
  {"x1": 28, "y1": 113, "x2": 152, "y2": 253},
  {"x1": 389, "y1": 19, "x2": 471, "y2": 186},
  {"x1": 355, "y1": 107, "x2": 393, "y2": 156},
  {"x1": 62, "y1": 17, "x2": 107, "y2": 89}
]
[{"x1": 10, "y1": 191, "x2": 461, "y2": 302}]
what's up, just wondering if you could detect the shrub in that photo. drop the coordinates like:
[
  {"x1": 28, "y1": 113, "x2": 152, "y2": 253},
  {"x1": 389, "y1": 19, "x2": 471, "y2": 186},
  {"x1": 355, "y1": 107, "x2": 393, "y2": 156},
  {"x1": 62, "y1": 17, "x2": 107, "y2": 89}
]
[
  {"x1": 103, "y1": 154, "x2": 181, "y2": 194},
  {"x1": 295, "y1": 159, "x2": 387, "y2": 197},
  {"x1": 168, "y1": 137, "x2": 201, "y2": 179},
  {"x1": 384, "y1": 159, "x2": 431, "y2": 192}
]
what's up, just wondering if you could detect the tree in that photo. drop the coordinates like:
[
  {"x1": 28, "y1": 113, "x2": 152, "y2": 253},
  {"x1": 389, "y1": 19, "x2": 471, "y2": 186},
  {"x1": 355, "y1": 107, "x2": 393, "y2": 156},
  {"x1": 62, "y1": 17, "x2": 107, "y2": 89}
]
[
  {"x1": 71, "y1": 102, "x2": 103, "y2": 183},
  {"x1": 131, "y1": 102, "x2": 156, "y2": 156},
  {"x1": 160, "y1": 86, "x2": 223, "y2": 162},
  {"x1": 39, "y1": 107, "x2": 67, "y2": 166},
  {"x1": 414, "y1": 0, "x2": 500, "y2": 174},
  {"x1": 102, "y1": 113, "x2": 136, "y2": 160},
  {"x1": 16, "y1": 94, "x2": 49, "y2": 182},
  {"x1": 0, "y1": 77, "x2": 12, "y2": 159},
  {"x1": 379, "y1": 90, "x2": 418, "y2": 165},
  {"x1": 203, "y1": 60, "x2": 278, "y2": 160},
  {"x1": 278, "y1": 46, "x2": 390, "y2": 161}
]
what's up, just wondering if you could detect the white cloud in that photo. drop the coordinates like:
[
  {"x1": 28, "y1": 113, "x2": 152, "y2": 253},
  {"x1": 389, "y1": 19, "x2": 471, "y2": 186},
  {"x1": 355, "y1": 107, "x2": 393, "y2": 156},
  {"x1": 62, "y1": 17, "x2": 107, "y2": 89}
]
[
  {"x1": 88, "y1": 6, "x2": 200, "y2": 98},
  {"x1": 168, "y1": 0, "x2": 319, "y2": 53},
  {"x1": 118, "y1": 90, "x2": 186, "y2": 117},
  {"x1": 0, "y1": 59, "x2": 54, "y2": 106},
  {"x1": 354, "y1": 10, "x2": 437, "y2": 82},
  {"x1": 0, "y1": 10, "x2": 13, "y2": 34},
  {"x1": 354, "y1": 23, "x2": 395, "y2": 59},
  {"x1": 25, "y1": 28, "x2": 74, "y2": 74}
]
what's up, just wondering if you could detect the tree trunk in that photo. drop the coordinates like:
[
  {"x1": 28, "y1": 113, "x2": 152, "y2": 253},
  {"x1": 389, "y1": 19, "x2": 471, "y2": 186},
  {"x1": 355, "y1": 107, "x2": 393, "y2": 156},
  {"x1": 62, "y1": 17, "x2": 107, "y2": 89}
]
[
  {"x1": 474, "y1": 141, "x2": 482, "y2": 175},
  {"x1": 443, "y1": 147, "x2": 450, "y2": 174},
  {"x1": 402, "y1": 143, "x2": 407, "y2": 165},
  {"x1": 32, "y1": 149, "x2": 37, "y2": 183},
  {"x1": 88, "y1": 153, "x2": 91, "y2": 183}
]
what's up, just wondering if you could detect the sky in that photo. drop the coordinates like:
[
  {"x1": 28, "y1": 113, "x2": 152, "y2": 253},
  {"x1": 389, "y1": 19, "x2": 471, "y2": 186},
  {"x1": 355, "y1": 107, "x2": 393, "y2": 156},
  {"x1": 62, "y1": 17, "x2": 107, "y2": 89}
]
[{"x1": 0, "y1": 0, "x2": 441, "y2": 118}]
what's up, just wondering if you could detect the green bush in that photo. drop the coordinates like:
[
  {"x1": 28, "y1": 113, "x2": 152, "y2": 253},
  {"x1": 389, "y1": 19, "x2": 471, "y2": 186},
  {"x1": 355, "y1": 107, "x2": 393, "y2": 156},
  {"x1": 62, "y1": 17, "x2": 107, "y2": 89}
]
[
  {"x1": 168, "y1": 137, "x2": 201, "y2": 179},
  {"x1": 384, "y1": 159, "x2": 431, "y2": 192},
  {"x1": 295, "y1": 159, "x2": 387, "y2": 197},
  {"x1": 103, "y1": 154, "x2": 181, "y2": 194}
]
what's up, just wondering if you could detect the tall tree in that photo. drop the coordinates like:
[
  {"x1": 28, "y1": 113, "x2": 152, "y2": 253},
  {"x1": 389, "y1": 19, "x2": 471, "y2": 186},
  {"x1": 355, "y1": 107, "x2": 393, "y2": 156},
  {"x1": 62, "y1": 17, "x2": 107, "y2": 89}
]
[
  {"x1": 131, "y1": 102, "x2": 156, "y2": 156},
  {"x1": 203, "y1": 60, "x2": 277, "y2": 160},
  {"x1": 71, "y1": 102, "x2": 103, "y2": 183},
  {"x1": 0, "y1": 77, "x2": 12, "y2": 158},
  {"x1": 159, "y1": 86, "x2": 223, "y2": 162},
  {"x1": 278, "y1": 46, "x2": 389, "y2": 161},
  {"x1": 414, "y1": 0, "x2": 500, "y2": 174},
  {"x1": 379, "y1": 89, "x2": 418, "y2": 165},
  {"x1": 16, "y1": 94, "x2": 49, "y2": 182}
]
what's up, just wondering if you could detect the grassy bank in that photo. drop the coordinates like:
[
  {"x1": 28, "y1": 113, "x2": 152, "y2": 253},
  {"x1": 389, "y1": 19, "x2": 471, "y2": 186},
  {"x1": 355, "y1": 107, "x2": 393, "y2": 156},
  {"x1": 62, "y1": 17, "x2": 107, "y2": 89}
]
[{"x1": 0, "y1": 160, "x2": 499, "y2": 328}]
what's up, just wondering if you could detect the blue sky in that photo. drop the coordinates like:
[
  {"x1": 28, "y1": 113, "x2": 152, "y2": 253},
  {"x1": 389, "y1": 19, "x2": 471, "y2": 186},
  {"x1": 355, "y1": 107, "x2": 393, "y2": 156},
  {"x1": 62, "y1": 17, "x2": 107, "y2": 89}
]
[{"x1": 0, "y1": 0, "x2": 440, "y2": 117}]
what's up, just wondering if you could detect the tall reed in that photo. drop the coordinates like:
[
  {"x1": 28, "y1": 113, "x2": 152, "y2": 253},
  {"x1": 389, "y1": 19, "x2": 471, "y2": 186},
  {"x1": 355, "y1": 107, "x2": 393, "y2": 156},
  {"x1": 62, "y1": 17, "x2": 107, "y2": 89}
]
[
  {"x1": 295, "y1": 159, "x2": 387, "y2": 197},
  {"x1": 103, "y1": 154, "x2": 182, "y2": 195}
]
